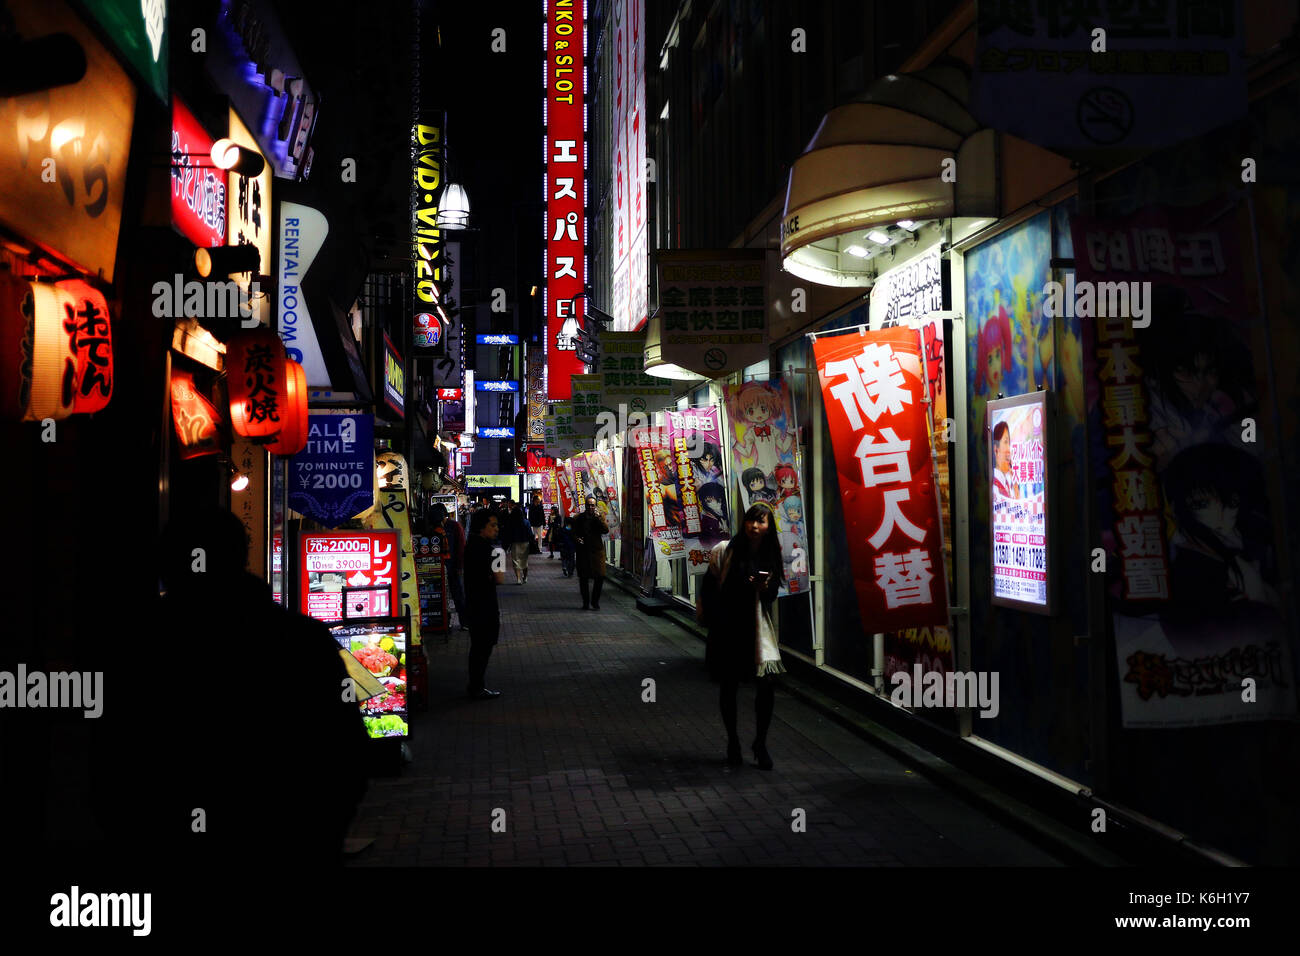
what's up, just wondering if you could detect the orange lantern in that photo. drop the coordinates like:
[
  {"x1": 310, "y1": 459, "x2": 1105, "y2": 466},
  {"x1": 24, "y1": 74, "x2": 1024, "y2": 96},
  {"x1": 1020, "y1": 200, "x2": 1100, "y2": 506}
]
[
  {"x1": 267, "y1": 358, "x2": 307, "y2": 455},
  {"x1": 0, "y1": 274, "x2": 111, "y2": 422},
  {"x1": 226, "y1": 328, "x2": 287, "y2": 440},
  {"x1": 59, "y1": 279, "x2": 113, "y2": 415}
]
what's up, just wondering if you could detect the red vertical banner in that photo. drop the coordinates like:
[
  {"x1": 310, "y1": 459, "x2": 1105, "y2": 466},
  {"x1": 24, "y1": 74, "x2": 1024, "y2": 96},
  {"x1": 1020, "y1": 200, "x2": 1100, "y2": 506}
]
[
  {"x1": 814, "y1": 327, "x2": 949, "y2": 631},
  {"x1": 545, "y1": 0, "x2": 587, "y2": 399}
]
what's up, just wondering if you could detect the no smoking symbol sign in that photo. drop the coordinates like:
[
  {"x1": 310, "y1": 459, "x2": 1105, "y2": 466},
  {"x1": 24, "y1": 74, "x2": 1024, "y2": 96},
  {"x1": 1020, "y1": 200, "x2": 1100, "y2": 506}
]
[
  {"x1": 704, "y1": 348, "x2": 727, "y2": 370},
  {"x1": 1077, "y1": 86, "x2": 1134, "y2": 145}
]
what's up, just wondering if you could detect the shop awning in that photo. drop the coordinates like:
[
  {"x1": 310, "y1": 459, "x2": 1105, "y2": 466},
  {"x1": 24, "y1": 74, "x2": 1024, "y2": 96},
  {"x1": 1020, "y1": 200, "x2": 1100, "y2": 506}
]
[{"x1": 780, "y1": 63, "x2": 1062, "y2": 287}]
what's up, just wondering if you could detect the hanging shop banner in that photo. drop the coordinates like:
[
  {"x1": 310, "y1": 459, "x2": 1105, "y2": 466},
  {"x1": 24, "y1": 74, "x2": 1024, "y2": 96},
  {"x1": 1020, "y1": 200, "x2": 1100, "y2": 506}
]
[
  {"x1": 869, "y1": 245, "x2": 944, "y2": 330},
  {"x1": 544, "y1": 0, "x2": 588, "y2": 399},
  {"x1": 413, "y1": 533, "x2": 447, "y2": 633},
  {"x1": 988, "y1": 391, "x2": 1052, "y2": 612},
  {"x1": 609, "y1": 0, "x2": 648, "y2": 331},
  {"x1": 170, "y1": 369, "x2": 222, "y2": 459},
  {"x1": 655, "y1": 250, "x2": 767, "y2": 376},
  {"x1": 551, "y1": 465, "x2": 572, "y2": 518},
  {"x1": 540, "y1": 469, "x2": 559, "y2": 511},
  {"x1": 668, "y1": 405, "x2": 730, "y2": 575},
  {"x1": 382, "y1": 333, "x2": 405, "y2": 418},
  {"x1": 571, "y1": 451, "x2": 621, "y2": 540},
  {"x1": 724, "y1": 379, "x2": 810, "y2": 594},
  {"x1": 362, "y1": 487, "x2": 424, "y2": 649},
  {"x1": 278, "y1": 201, "x2": 331, "y2": 387},
  {"x1": 571, "y1": 373, "x2": 603, "y2": 443},
  {"x1": 288, "y1": 413, "x2": 375, "y2": 527},
  {"x1": 0, "y1": 0, "x2": 136, "y2": 283},
  {"x1": 300, "y1": 529, "x2": 401, "y2": 623},
  {"x1": 225, "y1": 108, "x2": 273, "y2": 326},
  {"x1": 526, "y1": 343, "x2": 547, "y2": 444},
  {"x1": 634, "y1": 428, "x2": 687, "y2": 559},
  {"x1": 171, "y1": 97, "x2": 227, "y2": 249},
  {"x1": 231, "y1": 438, "x2": 268, "y2": 580},
  {"x1": 1071, "y1": 201, "x2": 1296, "y2": 728},
  {"x1": 83, "y1": 0, "x2": 169, "y2": 103},
  {"x1": 971, "y1": 1, "x2": 1245, "y2": 153},
  {"x1": 599, "y1": 331, "x2": 674, "y2": 416},
  {"x1": 813, "y1": 328, "x2": 949, "y2": 630}
]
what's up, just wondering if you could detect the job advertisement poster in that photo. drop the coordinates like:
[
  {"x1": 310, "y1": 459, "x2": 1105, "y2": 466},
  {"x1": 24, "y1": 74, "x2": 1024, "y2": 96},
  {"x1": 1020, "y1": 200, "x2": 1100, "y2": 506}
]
[{"x1": 988, "y1": 391, "x2": 1052, "y2": 614}]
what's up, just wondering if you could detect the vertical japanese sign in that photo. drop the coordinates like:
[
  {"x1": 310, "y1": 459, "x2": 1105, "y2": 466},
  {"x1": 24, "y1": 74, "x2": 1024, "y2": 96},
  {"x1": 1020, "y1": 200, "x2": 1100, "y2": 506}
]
[
  {"x1": 635, "y1": 428, "x2": 685, "y2": 559},
  {"x1": 609, "y1": 0, "x2": 647, "y2": 331},
  {"x1": 413, "y1": 115, "x2": 444, "y2": 316},
  {"x1": 544, "y1": 0, "x2": 587, "y2": 399},
  {"x1": 1073, "y1": 201, "x2": 1296, "y2": 727},
  {"x1": 171, "y1": 97, "x2": 226, "y2": 249},
  {"x1": 669, "y1": 406, "x2": 729, "y2": 575},
  {"x1": 813, "y1": 328, "x2": 949, "y2": 630},
  {"x1": 724, "y1": 379, "x2": 809, "y2": 594},
  {"x1": 554, "y1": 463, "x2": 577, "y2": 517},
  {"x1": 656, "y1": 250, "x2": 767, "y2": 375},
  {"x1": 362, "y1": 488, "x2": 423, "y2": 649},
  {"x1": 226, "y1": 108, "x2": 272, "y2": 327},
  {"x1": 570, "y1": 373, "x2": 602, "y2": 444},
  {"x1": 545, "y1": 401, "x2": 584, "y2": 458},
  {"x1": 527, "y1": 343, "x2": 547, "y2": 444},
  {"x1": 988, "y1": 392, "x2": 1051, "y2": 612}
]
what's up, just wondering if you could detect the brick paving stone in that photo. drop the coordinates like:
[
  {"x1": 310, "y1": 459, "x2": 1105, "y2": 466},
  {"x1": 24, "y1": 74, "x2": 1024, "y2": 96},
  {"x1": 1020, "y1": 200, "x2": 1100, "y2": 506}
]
[{"x1": 343, "y1": 556, "x2": 1064, "y2": 867}]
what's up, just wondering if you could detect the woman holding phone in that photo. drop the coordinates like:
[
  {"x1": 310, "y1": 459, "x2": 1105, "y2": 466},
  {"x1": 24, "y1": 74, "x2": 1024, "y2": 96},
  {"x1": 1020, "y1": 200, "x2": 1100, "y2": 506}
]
[{"x1": 697, "y1": 502, "x2": 785, "y2": 769}]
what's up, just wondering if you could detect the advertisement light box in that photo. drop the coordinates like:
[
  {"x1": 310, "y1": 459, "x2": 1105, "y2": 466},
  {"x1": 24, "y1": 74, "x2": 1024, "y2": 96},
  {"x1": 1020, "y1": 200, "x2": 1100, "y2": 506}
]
[
  {"x1": 988, "y1": 390, "x2": 1054, "y2": 615},
  {"x1": 474, "y1": 380, "x2": 519, "y2": 393},
  {"x1": 299, "y1": 529, "x2": 402, "y2": 623},
  {"x1": 476, "y1": 426, "x2": 514, "y2": 439}
]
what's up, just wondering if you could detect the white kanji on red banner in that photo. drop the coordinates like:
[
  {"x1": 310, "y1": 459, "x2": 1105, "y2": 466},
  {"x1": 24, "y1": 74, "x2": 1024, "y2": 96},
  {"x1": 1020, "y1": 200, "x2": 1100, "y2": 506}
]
[
  {"x1": 868, "y1": 487, "x2": 926, "y2": 549},
  {"x1": 824, "y1": 342, "x2": 913, "y2": 430},
  {"x1": 854, "y1": 426, "x2": 912, "y2": 488},
  {"x1": 873, "y1": 548, "x2": 935, "y2": 608}
]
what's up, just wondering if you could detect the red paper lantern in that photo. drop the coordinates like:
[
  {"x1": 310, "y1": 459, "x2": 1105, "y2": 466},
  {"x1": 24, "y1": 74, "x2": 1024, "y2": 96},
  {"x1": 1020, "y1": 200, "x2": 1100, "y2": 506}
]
[
  {"x1": 0, "y1": 274, "x2": 112, "y2": 422},
  {"x1": 227, "y1": 328, "x2": 287, "y2": 440},
  {"x1": 267, "y1": 359, "x2": 307, "y2": 455}
]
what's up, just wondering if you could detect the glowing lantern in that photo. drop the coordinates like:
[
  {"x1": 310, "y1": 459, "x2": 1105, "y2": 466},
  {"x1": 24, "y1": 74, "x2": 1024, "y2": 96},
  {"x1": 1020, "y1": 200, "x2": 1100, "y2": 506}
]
[
  {"x1": 227, "y1": 328, "x2": 287, "y2": 440},
  {"x1": 0, "y1": 274, "x2": 112, "y2": 422},
  {"x1": 267, "y1": 359, "x2": 307, "y2": 455}
]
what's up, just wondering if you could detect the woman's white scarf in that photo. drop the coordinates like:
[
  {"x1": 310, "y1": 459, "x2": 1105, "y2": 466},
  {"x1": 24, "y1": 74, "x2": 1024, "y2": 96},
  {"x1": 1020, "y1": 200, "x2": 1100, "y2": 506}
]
[{"x1": 710, "y1": 541, "x2": 786, "y2": 678}]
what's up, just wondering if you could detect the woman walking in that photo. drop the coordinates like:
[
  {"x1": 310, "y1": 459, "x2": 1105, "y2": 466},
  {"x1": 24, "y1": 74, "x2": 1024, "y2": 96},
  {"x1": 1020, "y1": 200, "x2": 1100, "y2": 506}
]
[{"x1": 697, "y1": 503, "x2": 785, "y2": 769}]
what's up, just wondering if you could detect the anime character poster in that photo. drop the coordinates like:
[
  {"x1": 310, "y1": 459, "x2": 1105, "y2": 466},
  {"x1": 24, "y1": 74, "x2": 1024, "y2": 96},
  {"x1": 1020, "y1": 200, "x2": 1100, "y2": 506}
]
[
  {"x1": 1072, "y1": 200, "x2": 1296, "y2": 727},
  {"x1": 724, "y1": 379, "x2": 809, "y2": 594},
  {"x1": 585, "y1": 449, "x2": 622, "y2": 540},
  {"x1": 668, "y1": 405, "x2": 730, "y2": 575},
  {"x1": 635, "y1": 428, "x2": 686, "y2": 559}
]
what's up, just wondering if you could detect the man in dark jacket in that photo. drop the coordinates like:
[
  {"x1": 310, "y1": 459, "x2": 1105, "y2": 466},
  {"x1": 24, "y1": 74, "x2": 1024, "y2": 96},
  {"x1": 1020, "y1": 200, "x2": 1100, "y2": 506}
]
[
  {"x1": 129, "y1": 507, "x2": 369, "y2": 872},
  {"x1": 462, "y1": 508, "x2": 504, "y2": 698},
  {"x1": 572, "y1": 496, "x2": 610, "y2": 610}
]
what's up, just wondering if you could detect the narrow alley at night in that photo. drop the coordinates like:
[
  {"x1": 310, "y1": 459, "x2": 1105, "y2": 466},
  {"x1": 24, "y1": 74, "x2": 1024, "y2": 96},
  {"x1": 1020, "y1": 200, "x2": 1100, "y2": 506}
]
[{"x1": 1, "y1": 0, "x2": 1295, "y2": 942}]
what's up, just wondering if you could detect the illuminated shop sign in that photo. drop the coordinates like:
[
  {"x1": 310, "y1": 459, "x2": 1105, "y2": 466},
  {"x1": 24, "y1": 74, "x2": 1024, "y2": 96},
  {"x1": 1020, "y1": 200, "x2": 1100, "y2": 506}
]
[
  {"x1": 171, "y1": 98, "x2": 227, "y2": 248},
  {"x1": 436, "y1": 388, "x2": 464, "y2": 401},
  {"x1": 477, "y1": 333, "x2": 519, "y2": 345},
  {"x1": 544, "y1": 0, "x2": 588, "y2": 399},
  {"x1": 383, "y1": 333, "x2": 405, "y2": 418},
  {"x1": 477, "y1": 426, "x2": 514, "y2": 439},
  {"x1": 475, "y1": 380, "x2": 519, "y2": 393}
]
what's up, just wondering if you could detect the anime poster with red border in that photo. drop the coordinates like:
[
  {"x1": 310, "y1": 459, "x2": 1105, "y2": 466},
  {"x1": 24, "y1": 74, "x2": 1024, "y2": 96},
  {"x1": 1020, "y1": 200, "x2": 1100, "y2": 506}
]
[{"x1": 724, "y1": 380, "x2": 808, "y2": 594}]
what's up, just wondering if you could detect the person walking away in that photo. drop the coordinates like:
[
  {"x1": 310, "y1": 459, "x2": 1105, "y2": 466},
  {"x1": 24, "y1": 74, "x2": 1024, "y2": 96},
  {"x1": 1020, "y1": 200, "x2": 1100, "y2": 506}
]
[
  {"x1": 528, "y1": 496, "x2": 545, "y2": 550},
  {"x1": 504, "y1": 500, "x2": 533, "y2": 584},
  {"x1": 547, "y1": 506, "x2": 562, "y2": 558},
  {"x1": 696, "y1": 503, "x2": 785, "y2": 770},
  {"x1": 558, "y1": 514, "x2": 577, "y2": 576},
  {"x1": 462, "y1": 509, "x2": 505, "y2": 699},
  {"x1": 573, "y1": 496, "x2": 609, "y2": 609},
  {"x1": 430, "y1": 504, "x2": 468, "y2": 631}
]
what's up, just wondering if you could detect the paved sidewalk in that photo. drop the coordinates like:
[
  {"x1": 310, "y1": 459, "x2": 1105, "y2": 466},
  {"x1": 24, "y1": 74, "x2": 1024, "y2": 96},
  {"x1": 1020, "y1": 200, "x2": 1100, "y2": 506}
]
[{"x1": 345, "y1": 553, "x2": 1062, "y2": 866}]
